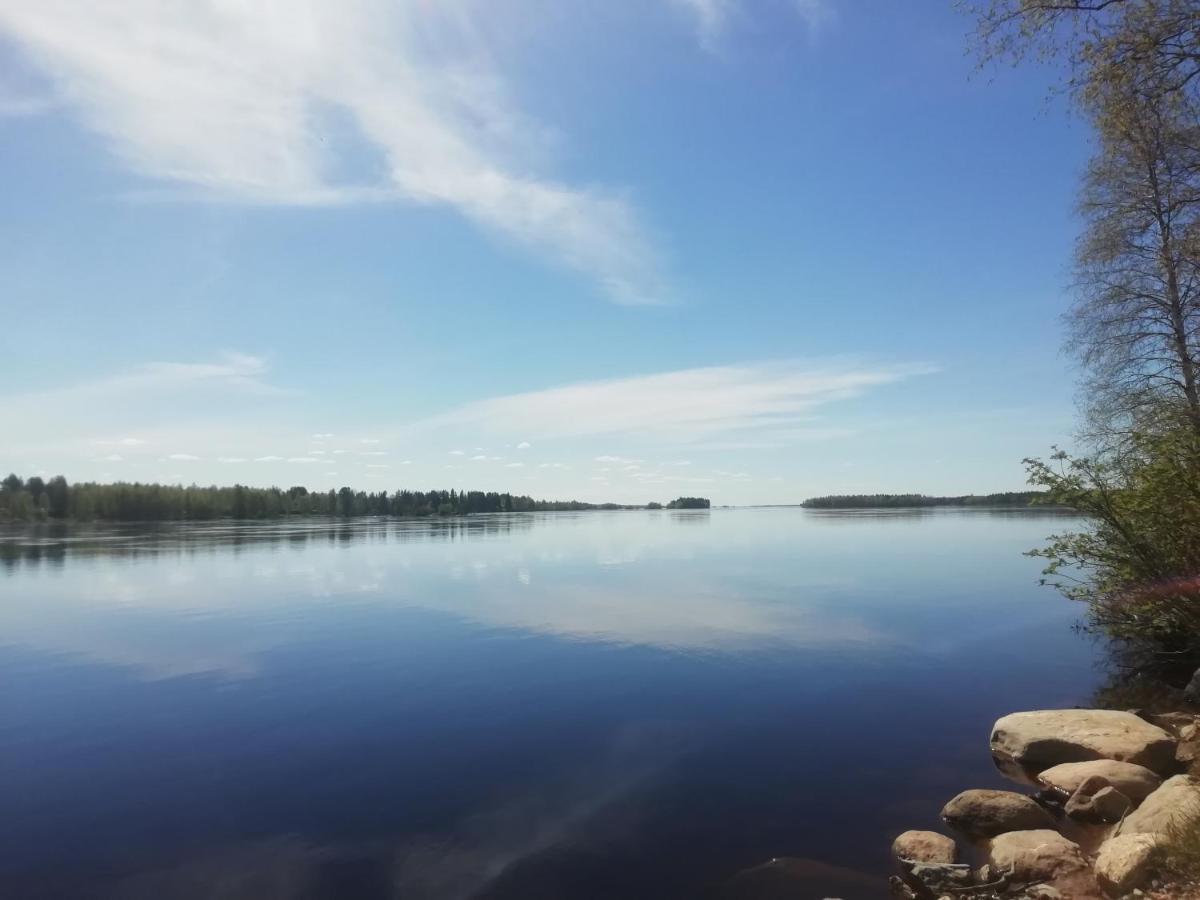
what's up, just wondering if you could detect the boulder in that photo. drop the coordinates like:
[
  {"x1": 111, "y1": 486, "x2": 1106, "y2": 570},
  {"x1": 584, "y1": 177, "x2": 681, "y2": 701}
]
[
  {"x1": 991, "y1": 710, "x2": 1177, "y2": 773},
  {"x1": 985, "y1": 830, "x2": 1087, "y2": 883},
  {"x1": 1037, "y1": 760, "x2": 1162, "y2": 802},
  {"x1": 1182, "y1": 668, "x2": 1200, "y2": 705},
  {"x1": 891, "y1": 830, "x2": 957, "y2": 866},
  {"x1": 941, "y1": 789, "x2": 1054, "y2": 838},
  {"x1": 906, "y1": 862, "x2": 972, "y2": 893},
  {"x1": 1120, "y1": 774, "x2": 1200, "y2": 835},
  {"x1": 1063, "y1": 776, "x2": 1132, "y2": 823},
  {"x1": 1094, "y1": 833, "x2": 1159, "y2": 896}
]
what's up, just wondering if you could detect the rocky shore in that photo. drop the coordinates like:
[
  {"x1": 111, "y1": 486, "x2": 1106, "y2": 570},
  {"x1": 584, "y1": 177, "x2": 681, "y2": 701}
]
[{"x1": 890, "y1": 708, "x2": 1200, "y2": 900}]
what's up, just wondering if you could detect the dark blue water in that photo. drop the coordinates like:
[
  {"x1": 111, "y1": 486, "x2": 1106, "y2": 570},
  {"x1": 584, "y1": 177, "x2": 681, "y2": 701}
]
[{"x1": 0, "y1": 509, "x2": 1101, "y2": 899}]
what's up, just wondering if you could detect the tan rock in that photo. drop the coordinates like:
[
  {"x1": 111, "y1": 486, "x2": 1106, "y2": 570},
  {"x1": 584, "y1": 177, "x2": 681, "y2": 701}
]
[
  {"x1": 891, "y1": 830, "x2": 957, "y2": 866},
  {"x1": 991, "y1": 710, "x2": 1177, "y2": 774},
  {"x1": 1037, "y1": 759, "x2": 1162, "y2": 802},
  {"x1": 1064, "y1": 776, "x2": 1132, "y2": 823},
  {"x1": 985, "y1": 830, "x2": 1087, "y2": 882},
  {"x1": 941, "y1": 789, "x2": 1054, "y2": 838},
  {"x1": 1094, "y1": 833, "x2": 1159, "y2": 896},
  {"x1": 1121, "y1": 774, "x2": 1200, "y2": 835}
]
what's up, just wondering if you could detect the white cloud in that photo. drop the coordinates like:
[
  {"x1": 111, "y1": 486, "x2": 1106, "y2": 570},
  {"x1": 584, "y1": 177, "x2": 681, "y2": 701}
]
[
  {"x1": 470, "y1": 454, "x2": 488, "y2": 461},
  {"x1": 287, "y1": 456, "x2": 320, "y2": 463},
  {"x1": 670, "y1": 0, "x2": 735, "y2": 46},
  {"x1": 793, "y1": 0, "x2": 835, "y2": 35},
  {"x1": 312, "y1": 433, "x2": 334, "y2": 439},
  {"x1": 672, "y1": 0, "x2": 833, "y2": 47},
  {"x1": 217, "y1": 456, "x2": 247, "y2": 463},
  {"x1": 0, "y1": 0, "x2": 663, "y2": 303},
  {"x1": 255, "y1": 455, "x2": 285, "y2": 463},
  {"x1": 449, "y1": 450, "x2": 465, "y2": 456},
  {"x1": 1, "y1": 354, "x2": 276, "y2": 453},
  {"x1": 359, "y1": 438, "x2": 380, "y2": 445},
  {"x1": 360, "y1": 450, "x2": 387, "y2": 456},
  {"x1": 428, "y1": 359, "x2": 932, "y2": 443},
  {"x1": 516, "y1": 441, "x2": 531, "y2": 450},
  {"x1": 366, "y1": 463, "x2": 389, "y2": 469},
  {"x1": 505, "y1": 462, "x2": 524, "y2": 468},
  {"x1": 99, "y1": 453, "x2": 123, "y2": 462},
  {"x1": 166, "y1": 453, "x2": 200, "y2": 461}
]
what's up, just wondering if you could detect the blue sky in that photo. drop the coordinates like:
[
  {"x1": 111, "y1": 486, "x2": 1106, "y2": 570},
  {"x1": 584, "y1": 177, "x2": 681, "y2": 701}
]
[{"x1": 0, "y1": 0, "x2": 1089, "y2": 505}]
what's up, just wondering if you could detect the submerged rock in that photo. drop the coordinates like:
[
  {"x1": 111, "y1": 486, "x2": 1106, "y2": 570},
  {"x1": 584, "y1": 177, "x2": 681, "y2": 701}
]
[
  {"x1": 1182, "y1": 669, "x2": 1200, "y2": 705},
  {"x1": 984, "y1": 830, "x2": 1087, "y2": 883},
  {"x1": 1063, "y1": 776, "x2": 1132, "y2": 823},
  {"x1": 1037, "y1": 760, "x2": 1162, "y2": 803},
  {"x1": 891, "y1": 830, "x2": 957, "y2": 866},
  {"x1": 1094, "y1": 833, "x2": 1159, "y2": 896},
  {"x1": 906, "y1": 861, "x2": 972, "y2": 893},
  {"x1": 941, "y1": 789, "x2": 1054, "y2": 838},
  {"x1": 1120, "y1": 774, "x2": 1200, "y2": 835},
  {"x1": 991, "y1": 710, "x2": 1177, "y2": 774}
]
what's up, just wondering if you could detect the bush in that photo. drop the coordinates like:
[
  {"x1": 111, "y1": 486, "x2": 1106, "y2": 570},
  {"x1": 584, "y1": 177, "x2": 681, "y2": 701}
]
[{"x1": 1026, "y1": 426, "x2": 1200, "y2": 657}]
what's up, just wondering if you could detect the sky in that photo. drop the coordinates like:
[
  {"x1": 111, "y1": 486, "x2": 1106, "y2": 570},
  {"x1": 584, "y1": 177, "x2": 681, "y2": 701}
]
[{"x1": 0, "y1": 0, "x2": 1090, "y2": 506}]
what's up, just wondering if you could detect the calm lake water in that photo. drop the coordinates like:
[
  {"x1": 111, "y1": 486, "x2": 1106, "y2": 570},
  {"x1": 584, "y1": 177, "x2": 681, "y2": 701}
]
[{"x1": 0, "y1": 508, "x2": 1101, "y2": 900}]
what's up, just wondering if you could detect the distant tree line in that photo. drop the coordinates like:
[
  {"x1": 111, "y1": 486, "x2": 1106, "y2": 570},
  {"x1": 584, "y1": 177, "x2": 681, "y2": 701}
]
[
  {"x1": 800, "y1": 491, "x2": 1050, "y2": 510},
  {"x1": 0, "y1": 474, "x2": 688, "y2": 522},
  {"x1": 666, "y1": 496, "x2": 711, "y2": 509}
]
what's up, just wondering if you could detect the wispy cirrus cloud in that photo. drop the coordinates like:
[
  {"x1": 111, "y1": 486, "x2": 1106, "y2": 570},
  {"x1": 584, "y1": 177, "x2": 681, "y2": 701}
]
[
  {"x1": 0, "y1": 353, "x2": 277, "y2": 453},
  {"x1": 0, "y1": 1, "x2": 663, "y2": 303},
  {"x1": 424, "y1": 359, "x2": 933, "y2": 443},
  {"x1": 671, "y1": 0, "x2": 833, "y2": 47}
]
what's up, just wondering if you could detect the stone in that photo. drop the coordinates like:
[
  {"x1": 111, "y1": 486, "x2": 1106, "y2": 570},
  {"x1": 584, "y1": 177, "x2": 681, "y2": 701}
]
[
  {"x1": 1120, "y1": 775, "x2": 1200, "y2": 835},
  {"x1": 1028, "y1": 886, "x2": 1063, "y2": 900},
  {"x1": 1064, "y1": 776, "x2": 1132, "y2": 823},
  {"x1": 991, "y1": 710, "x2": 1177, "y2": 774},
  {"x1": 907, "y1": 862, "x2": 972, "y2": 893},
  {"x1": 1094, "y1": 833, "x2": 1159, "y2": 896},
  {"x1": 941, "y1": 789, "x2": 1054, "y2": 838},
  {"x1": 891, "y1": 830, "x2": 957, "y2": 866},
  {"x1": 985, "y1": 830, "x2": 1087, "y2": 883},
  {"x1": 1182, "y1": 668, "x2": 1200, "y2": 704},
  {"x1": 1037, "y1": 760, "x2": 1162, "y2": 802},
  {"x1": 1177, "y1": 740, "x2": 1200, "y2": 764}
]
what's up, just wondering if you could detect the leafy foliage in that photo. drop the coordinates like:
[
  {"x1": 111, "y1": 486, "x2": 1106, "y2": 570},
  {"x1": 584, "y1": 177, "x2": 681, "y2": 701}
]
[{"x1": 1025, "y1": 428, "x2": 1200, "y2": 653}]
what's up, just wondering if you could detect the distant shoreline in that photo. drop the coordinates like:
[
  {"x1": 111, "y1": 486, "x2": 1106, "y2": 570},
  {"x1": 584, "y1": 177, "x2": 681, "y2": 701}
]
[{"x1": 797, "y1": 491, "x2": 1054, "y2": 510}]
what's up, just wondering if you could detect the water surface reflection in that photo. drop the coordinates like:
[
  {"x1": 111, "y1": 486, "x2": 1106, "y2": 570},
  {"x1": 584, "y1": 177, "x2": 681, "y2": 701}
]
[{"x1": 0, "y1": 509, "x2": 1099, "y2": 899}]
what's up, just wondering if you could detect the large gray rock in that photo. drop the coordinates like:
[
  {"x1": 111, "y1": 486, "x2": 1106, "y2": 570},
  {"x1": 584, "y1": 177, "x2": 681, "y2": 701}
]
[
  {"x1": 1064, "y1": 782, "x2": 1131, "y2": 823},
  {"x1": 1184, "y1": 667, "x2": 1200, "y2": 705},
  {"x1": 991, "y1": 710, "x2": 1177, "y2": 773},
  {"x1": 1120, "y1": 774, "x2": 1200, "y2": 835},
  {"x1": 891, "y1": 830, "x2": 957, "y2": 866},
  {"x1": 941, "y1": 789, "x2": 1054, "y2": 838},
  {"x1": 1037, "y1": 759, "x2": 1162, "y2": 802},
  {"x1": 1094, "y1": 833, "x2": 1159, "y2": 896},
  {"x1": 984, "y1": 830, "x2": 1087, "y2": 882}
]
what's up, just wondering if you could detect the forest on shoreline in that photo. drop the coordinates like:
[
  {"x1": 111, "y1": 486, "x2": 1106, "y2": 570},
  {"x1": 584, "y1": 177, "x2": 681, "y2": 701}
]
[
  {"x1": 800, "y1": 491, "x2": 1050, "y2": 509},
  {"x1": 0, "y1": 474, "x2": 709, "y2": 522}
]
